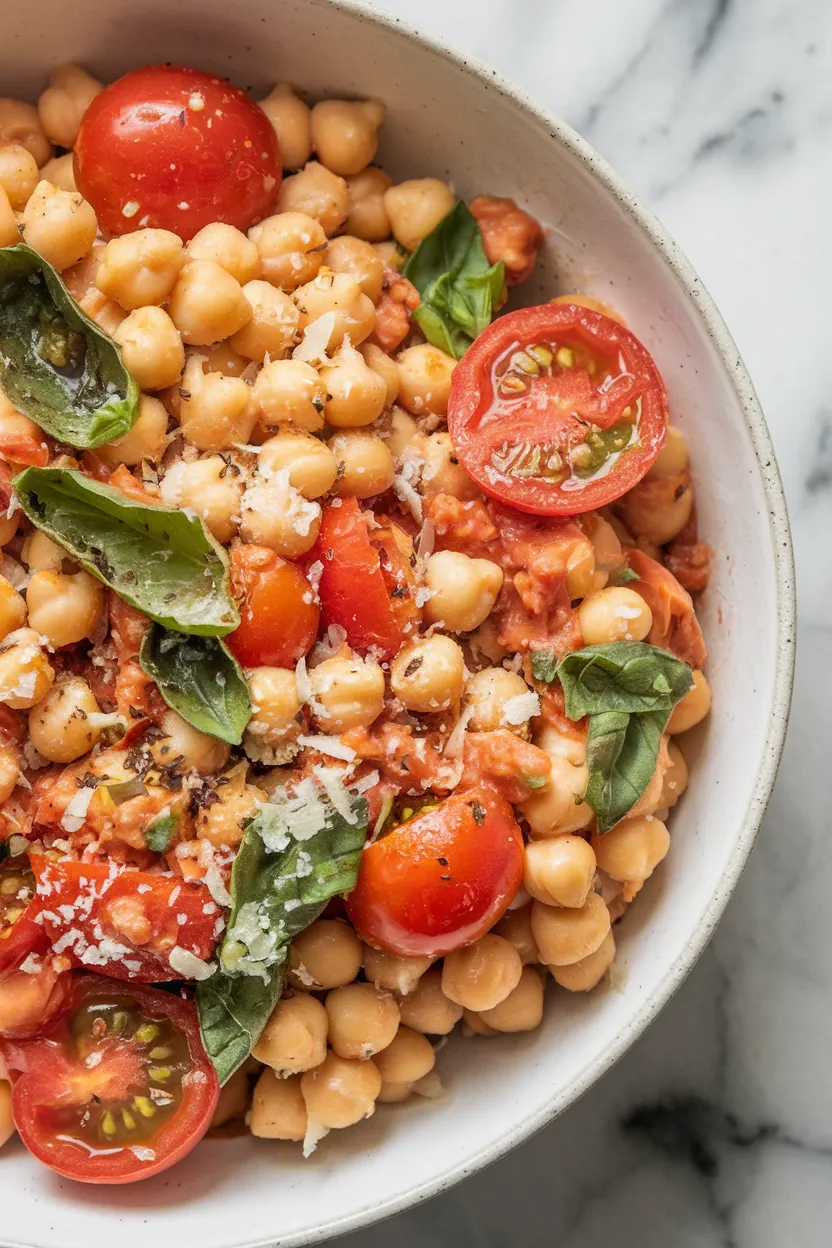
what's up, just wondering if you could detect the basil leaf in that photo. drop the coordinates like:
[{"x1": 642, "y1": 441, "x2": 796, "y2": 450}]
[
  {"x1": 608, "y1": 566, "x2": 641, "y2": 586},
  {"x1": 403, "y1": 201, "x2": 505, "y2": 359},
  {"x1": 556, "y1": 642, "x2": 693, "y2": 720},
  {"x1": 0, "y1": 244, "x2": 139, "y2": 449},
  {"x1": 197, "y1": 790, "x2": 368, "y2": 1084},
  {"x1": 13, "y1": 467, "x2": 239, "y2": 635},
  {"x1": 140, "y1": 626, "x2": 251, "y2": 745},
  {"x1": 585, "y1": 708, "x2": 670, "y2": 834},
  {"x1": 530, "y1": 649, "x2": 559, "y2": 684},
  {"x1": 144, "y1": 809, "x2": 179, "y2": 854}
]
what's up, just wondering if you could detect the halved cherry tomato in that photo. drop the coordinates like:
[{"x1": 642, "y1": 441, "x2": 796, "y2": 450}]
[
  {"x1": 227, "y1": 544, "x2": 319, "y2": 668},
  {"x1": 74, "y1": 65, "x2": 281, "y2": 241},
  {"x1": 30, "y1": 857, "x2": 220, "y2": 982},
  {"x1": 3, "y1": 973, "x2": 219, "y2": 1183},
  {"x1": 0, "y1": 854, "x2": 46, "y2": 975},
  {"x1": 625, "y1": 549, "x2": 707, "y2": 670},
  {"x1": 447, "y1": 303, "x2": 668, "y2": 516},
  {"x1": 346, "y1": 787, "x2": 524, "y2": 957},
  {"x1": 308, "y1": 498, "x2": 412, "y2": 660}
]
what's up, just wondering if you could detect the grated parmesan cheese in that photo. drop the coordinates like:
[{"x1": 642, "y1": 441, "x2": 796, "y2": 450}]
[
  {"x1": 60, "y1": 786, "x2": 95, "y2": 833},
  {"x1": 297, "y1": 734, "x2": 357, "y2": 762},
  {"x1": 293, "y1": 311, "x2": 336, "y2": 365},
  {"x1": 501, "y1": 690, "x2": 541, "y2": 725},
  {"x1": 168, "y1": 947, "x2": 215, "y2": 980}
]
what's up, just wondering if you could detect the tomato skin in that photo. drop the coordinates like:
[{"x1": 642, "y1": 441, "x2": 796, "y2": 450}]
[
  {"x1": 448, "y1": 303, "x2": 668, "y2": 516},
  {"x1": 308, "y1": 498, "x2": 410, "y2": 660},
  {"x1": 29, "y1": 857, "x2": 219, "y2": 982},
  {"x1": 3, "y1": 974, "x2": 219, "y2": 1183},
  {"x1": 227, "y1": 544, "x2": 320, "y2": 668},
  {"x1": 74, "y1": 65, "x2": 281, "y2": 242},
  {"x1": 626, "y1": 548, "x2": 707, "y2": 669},
  {"x1": 346, "y1": 788, "x2": 524, "y2": 958},
  {"x1": 0, "y1": 961, "x2": 69, "y2": 1039}
]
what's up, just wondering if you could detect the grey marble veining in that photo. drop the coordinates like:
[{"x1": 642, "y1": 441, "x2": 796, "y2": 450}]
[{"x1": 331, "y1": 1, "x2": 831, "y2": 1244}]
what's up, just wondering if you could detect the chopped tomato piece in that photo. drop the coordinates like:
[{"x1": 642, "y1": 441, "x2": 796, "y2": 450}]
[
  {"x1": 373, "y1": 269, "x2": 420, "y2": 352},
  {"x1": 470, "y1": 196, "x2": 543, "y2": 286},
  {"x1": 626, "y1": 548, "x2": 707, "y2": 669},
  {"x1": 227, "y1": 544, "x2": 319, "y2": 668},
  {"x1": 0, "y1": 855, "x2": 46, "y2": 975}
]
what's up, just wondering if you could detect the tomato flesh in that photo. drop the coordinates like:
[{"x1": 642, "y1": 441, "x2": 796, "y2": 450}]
[
  {"x1": 3, "y1": 974, "x2": 219, "y2": 1183},
  {"x1": 346, "y1": 788, "x2": 524, "y2": 957},
  {"x1": 74, "y1": 65, "x2": 281, "y2": 241},
  {"x1": 448, "y1": 303, "x2": 668, "y2": 515},
  {"x1": 227, "y1": 545, "x2": 320, "y2": 668},
  {"x1": 626, "y1": 548, "x2": 707, "y2": 669}
]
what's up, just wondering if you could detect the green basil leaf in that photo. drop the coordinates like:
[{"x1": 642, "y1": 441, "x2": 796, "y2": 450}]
[
  {"x1": 13, "y1": 467, "x2": 239, "y2": 635},
  {"x1": 530, "y1": 649, "x2": 559, "y2": 684},
  {"x1": 144, "y1": 809, "x2": 179, "y2": 854},
  {"x1": 403, "y1": 201, "x2": 505, "y2": 360},
  {"x1": 607, "y1": 566, "x2": 641, "y2": 586},
  {"x1": 0, "y1": 244, "x2": 140, "y2": 449},
  {"x1": 140, "y1": 626, "x2": 251, "y2": 745},
  {"x1": 556, "y1": 643, "x2": 694, "y2": 719},
  {"x1": 197, "y1": 788, "x2": 368, "y2": 1084},
  {"x1": 585, "y1": 708, "x2": 670, "y2": 834}
]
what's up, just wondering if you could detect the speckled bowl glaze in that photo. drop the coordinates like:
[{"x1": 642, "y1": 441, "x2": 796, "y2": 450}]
[{"x1": 0, "y1": 2, "x2": 795, "y2": 1245}]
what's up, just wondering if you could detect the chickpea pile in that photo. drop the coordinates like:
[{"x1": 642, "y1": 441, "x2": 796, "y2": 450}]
[{"x1": 0, "y1": 66, "x2": 712, "y2": 1159}]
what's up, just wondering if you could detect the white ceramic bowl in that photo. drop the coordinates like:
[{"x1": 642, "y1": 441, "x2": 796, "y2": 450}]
[{"x1": 0, "y1": 2, "x2": 795, "y2": 1245}]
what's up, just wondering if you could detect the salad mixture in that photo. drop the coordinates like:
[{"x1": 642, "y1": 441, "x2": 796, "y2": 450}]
[{"x1": 0, "y1": 63, "x2": 712, "y2": 1183}]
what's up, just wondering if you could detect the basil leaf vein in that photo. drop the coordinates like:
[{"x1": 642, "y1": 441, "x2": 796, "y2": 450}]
[
  {"x1": 13, "y1": 467, "x2": 239, "y2": 635},
  {"x1": 140, "y1": 626, "x2": 251, "y2": 745},
  {"x1": 0, "y1": 244, "x2": 139, "y2": 449}
]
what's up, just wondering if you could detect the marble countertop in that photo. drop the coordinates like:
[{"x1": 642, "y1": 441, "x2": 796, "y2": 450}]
[{"x1": 333, "y1": 2, "x2": 830, "y2": 1245}]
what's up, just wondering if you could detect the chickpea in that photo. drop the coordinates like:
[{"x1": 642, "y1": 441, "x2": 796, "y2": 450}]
[
  {"x1": 373, "y1": 1026, "x2": 435, "y2": 1084},
  {"x1": 588, "y1": 515, "x2": 625, "y2": 587},
  {"x1": 0, "y1": 186, "x2": 16, "y2": 248},
  {"x1": 325, "y1": 235, "x2": 384, "y2": 301},
  {"x1": 197, "y1": 341, "x2": 251, "y2": 378},
  {"x1": 410, "y1": 430, "x2": 479, "y2": 500},
  {"x1": 463, "y1": 1009, "x2": 497, "y2": 1037},
  {"x1": 648, "y1": 425, "x2": 689, "y2": 480},
  {"x1": 0, "y1": 498, "x2": 18, "y2": 549},
  {"x1": 308, "y1": 652, "x2": 385, "y2": 732},
  {"x1": 195, "y1": 775, "x2": 265, "y2": 848},
  {"x1": 661, "y1": 741, "x2": 689, "y2": 809},
  {"x1": 463, "y1": 668, "x2": 530, "y2": 735},
  {"x1": 258, "y1": 85, "x2": 313, "y2": 171},
  {"x1": 384, "y1": 178, "x2": 455, "y2": 252},
  {"x1": 248, "y1": 212, "x2": 327, "y2": 291},
  {"x1": 390, "y1": 634, "x2": 465, "y2": 713},
  {"x1": 591, "y1": 816, "x2": 670, "y2": 885},
  {"x1": 373, "y1": 240, "x2": 404, "y2": 269},
  {"x1": 258, "y1": 432, "x2": 337, "y2": 499},
  {"x1": 28, "y1": 676, "x2": 112, "y2": 763},
  {"x1": 311, "y1": 99, "x2": 385, "y2": 178},
  {"x1": 0, "y1": 575, "x2": 26, "y2": 641},
  {"x1": 0, "y1": 628, "x2": 54, "y2": 709},
  {"x1": 62, "y1": 244, "x2": 125, "y2": 334},
  {"x1": 550, "y1": 930, "x2": 616, "y2": 992},
  {"x1": 494, "y1": 905, "x2": 539, "y2": 965},
  {"x1": 243, "y1": 666, "x2": 303, "y2": 765},
  {"x1": 229, "y1": 280, "x2": 299, "y2": 362},
  {"x1": 329, "y1": 430, "x2": 394, "y2": 498},
  {"x1": 619, "y1": 473, "x2": 694, "y2": 546},
  {"x1": 95, "y1": 395, "x2": 169, "y2": 469},
  {"x1": 278, "y1": 161, "x2": 349, "y2": 236},
  {"x1": 39, "y1": 152, "x2": 76, "y2": 193},
  {"x1": 668, "y1": 670, "x2": 711, "y2": 734},
  {"x1": 26, "y1": 568, "x2": 104, "y2": 648},
  {"x1": 360, "y1": 342, "x2": 399, "y2": 406},
  {"x1": 185, "y1": 222, "x2": 260, "y2": 284},
  {"x1": 325, "y1": 982, "x2": 400, "y2": 1059},
  {"x1": 531, "y1": 893, "x2": 611, "y2": 967},
  {"x1": 378, "y1": 1081, "x2": 413, "y2": 1103},
  {"x1": 37, "y1": 64, "x2": 102, "y2": 148},
  {"x1": 477, "y1": 966, "x2": 545, "y2": 1032},
  {"x1": 151, "y1": 708, "x2": 230, "y2": 775},
  {"x1": 579, "y1": 586, "x2": 653, "y2": 645},
  {"x1": 301, "y1": 1051, "x2": 381, "y2": 1131},
  {"x1": 113, "y1": 308, "x2": 184, "y2": 393},
  {"x1": 96, "y1": 229, "x2": 184, "y2": 310},
  {"x1": 22, "y1": 181, "x2": 97, "y2": 272},
  {"x1": 524, "y1": 836, "x2": 597, "y2": 909},
  {"x1": 396, "y1": 343, "x2": 456, "y2": 416},
  {"x1": 178, "y1": 355, "x2": 256, "y2": 452},
  {"x1": 397, "y1": 969, "x2": 462, "y2": 1035},
  {"x1": 0, "y1": 1080, "x2": 13, "y2": 1151},
  {"x1": 289, "y1": 919, "x2": 362, "y2": 990},
  {"x1": 250, "y1": 1070, "x2": 307, "y2": 1141},
  {"x1": 423, "y1": 550, "x2": 503, "y2": 633},
  {"x1": 565, "y1": 536, "x2": 597, "y2": 601},
  {"x1": 321, "y1": 341, "x2": 387, "y2": 427},
  {"x1": 345, "y1": 166, "x2": 392, "y2": 241},
  {"x1": 0, "y1": 98, "x2": 51, "y2": 166},
  {"x1": 211, "y1": 1067, "x2": 251, "y2": 1129},
  {"x1": 160, "y1": 455, "x2": 243, "y2": 543},
  {"x1": 169, "y1": 259, "x2": 252, "y2": 346},
  {"x1": 0, "y1": 744, "x2": 20, "y2": 804},
  {"x1": 295, "y1": 272, "x2": 376, "y2": 351},
  {"x1": 521, "y1": 726, "x2": 594, "y2": 836},
  {"x1": 385, "y1": 406, "x2": 417, "y2": 458},
  {"x1": 441, "y1": 935, "x2": 522, "y2": 1012},
  {"x1": 253, "y1": 993, "x2": 328, "y2": 1073},
  {"x1": 0, "y1": 143, "x2": 39, "y2": 210},
  {"x1": 253, "y1": 359, "x2": 326, "y2": 433},
  {"x1": 21, "y1": 529, "x2": 64, "y2": 573},
  {"x1": 362, "y1": 945, "x2": 432, "y2": 996},
  {"x1": 240, "y1": 474, "x2": 321, "y2": 558},
  {"x1": 629, "y1": 737, "x2": 670, "y2": 820}
]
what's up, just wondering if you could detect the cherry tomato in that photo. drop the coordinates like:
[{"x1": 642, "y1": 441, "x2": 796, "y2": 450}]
[
  {"x1": 346, "y1": 787, "x2": 524, "y2": 957},
  {"x1": 30, "y1": 857, "x2": 220, "y2": 982},
  {"x1": 74, "y1": 65, "x2": 281, "y2": 242},
  {"x1": 0, "y1": 960, "x2": 69, "y2": 1039},
  {"x1": 447, "y1": 303, "x2": 668, "y2": 516},
  {"x1": 625, "y1": 549, "x2": 707, "y2": 669},
  {"x1": 3, "y1": 973, "x2": 219, "y2": 1183},
  {"x1": 0, "y1": 855, "x2": 46, "y2": 975},
  {"x1": 227, "y1": 544, "x2": 319, "y2": 668},
  {"x1": 308, "y1": 498, "x2": 413, "y2": 660}
]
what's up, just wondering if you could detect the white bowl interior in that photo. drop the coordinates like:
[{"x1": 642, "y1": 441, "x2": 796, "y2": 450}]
[{"x1": 0, "y1": 2, "x2": 793, "y2": 1246}]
